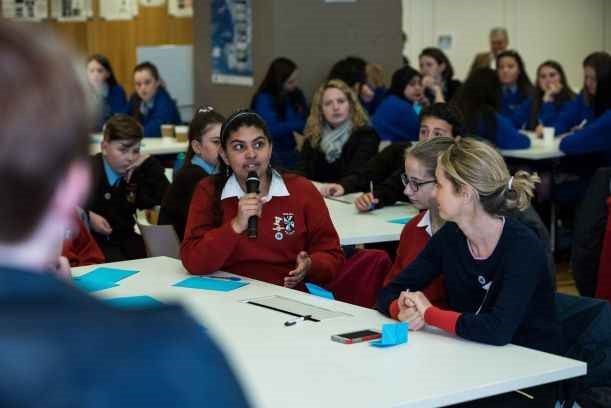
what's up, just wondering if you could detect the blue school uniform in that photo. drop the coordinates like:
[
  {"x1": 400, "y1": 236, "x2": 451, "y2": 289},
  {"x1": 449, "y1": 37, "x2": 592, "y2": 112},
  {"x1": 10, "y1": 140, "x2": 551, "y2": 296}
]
[
  {"x1": 559, "y1": 110, "x2": 611, "y2": 155},
  {"x1": 551, "y1": 92, "x2": 593, "y2": 135},
  {"x1": 372, "y1": 95, "x2": 420, "y2": 142},
  {"x1": 500, "y1": 86, "x2": 532, "y2": 128},
  {"x1": 127, "y1": 87, "x2": 181, "y2": 138},
  {"x1": 251, "y1": 90, "x2": 307, "y2": 168},
  {"x1": 475, "y1": 113, "x2": 531, "y2": 150},
  {"x1": 360, "y1": 86, "x2": 386, "y2": 116},
  {"x1": 95, "y1": 84, "x2": 127, "y2": 131}
]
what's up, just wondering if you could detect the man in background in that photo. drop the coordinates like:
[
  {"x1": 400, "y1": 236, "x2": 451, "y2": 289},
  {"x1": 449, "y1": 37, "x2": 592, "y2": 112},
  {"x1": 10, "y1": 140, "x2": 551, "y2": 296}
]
[{"x1": 469, "y1": 27, "x2": 509, "y2": 74}]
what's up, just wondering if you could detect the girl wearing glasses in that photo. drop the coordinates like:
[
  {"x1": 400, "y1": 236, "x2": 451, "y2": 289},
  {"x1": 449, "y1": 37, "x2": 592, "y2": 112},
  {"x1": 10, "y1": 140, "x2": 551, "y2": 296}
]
[
  {"x1": 159, "y1": 108, "x2": 225, "y2": 239},
  {"x1": 378, "y1": 138, "x2": 561, "y2": 406},
  {"x1": 382, "y1": 137, "x2": 454, "y2": 305}
]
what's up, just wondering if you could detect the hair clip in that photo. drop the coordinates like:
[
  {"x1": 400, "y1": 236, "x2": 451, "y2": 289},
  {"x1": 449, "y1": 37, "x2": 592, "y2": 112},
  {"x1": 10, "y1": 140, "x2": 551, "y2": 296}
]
[{"x1": 197, "y1": 106, "x2": 214, "y2": 113}]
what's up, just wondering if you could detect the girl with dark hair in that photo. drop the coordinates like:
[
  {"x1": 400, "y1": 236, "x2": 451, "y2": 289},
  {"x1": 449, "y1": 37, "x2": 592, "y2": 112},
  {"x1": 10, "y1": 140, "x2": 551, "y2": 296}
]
[
  {"x1": 452, "y1": 68, "x2": 530, "y2": 149},
  {"x1": 125, "y1": 61, "x2": 181, "y2": 137},
  {"x1": 526, "y1": 60, "x2": 576, "y2": 131},
  {"x1": 298, "y1": 79, "x2": 379, "y2": 195},
  {"x1": 159, "y1": 107, "x2": 225, "y2": 238},
  {"x1": 559, "y1": 51, "x2": 611, "y2": 155},
  {"x1": 419, "y1": 47, "x2": 462, "y2": 104},
  {"x1": 181, "y1": 110, "x2": 344, "y2": 288},
  {"x1": 86, "y1": 54, "x2": 127, "y2": 131},
  {"x1": 496, "y1": 50, "x2": 535, "y2": 128},
  {"x1": 372, "y1": 65, "x2": 424, "y2": 142},
  {"x1": 250, "y1": 57, "x2": 308, "y2": 169}
]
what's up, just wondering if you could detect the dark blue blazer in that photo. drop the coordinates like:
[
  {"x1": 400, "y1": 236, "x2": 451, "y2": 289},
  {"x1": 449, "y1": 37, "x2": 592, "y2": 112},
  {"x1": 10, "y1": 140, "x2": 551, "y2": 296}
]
[
  {"x1": 372, "y1": 95, "x2": 420, "y2": 142},
  {"x1": 127, "y1": 87, "x2": 182, "y2": 137},
  {"x1": 0, "y1": 266, "x2": 249, "y2": 408},
  {"x1": 96, "y1": 84, "x2": 127, "y2": 131}
]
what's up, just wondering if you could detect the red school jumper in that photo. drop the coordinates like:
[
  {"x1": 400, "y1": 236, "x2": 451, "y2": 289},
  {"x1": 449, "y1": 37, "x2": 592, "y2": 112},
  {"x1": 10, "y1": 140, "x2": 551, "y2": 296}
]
[{"x1": 181, "y1": 173, "x2": 344, "y2": 287}]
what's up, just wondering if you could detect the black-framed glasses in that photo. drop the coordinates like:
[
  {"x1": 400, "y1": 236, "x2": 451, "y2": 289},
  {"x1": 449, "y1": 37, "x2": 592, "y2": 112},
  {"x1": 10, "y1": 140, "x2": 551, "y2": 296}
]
[{"x1": 401, "y1": 173, "x2": 436, "y2": 192}]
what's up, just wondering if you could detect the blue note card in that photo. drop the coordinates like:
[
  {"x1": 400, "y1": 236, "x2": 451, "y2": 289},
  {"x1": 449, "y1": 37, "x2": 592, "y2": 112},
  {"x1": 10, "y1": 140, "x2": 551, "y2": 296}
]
[
  {"x1": 77, "y1": 267, "x2": 139, "y2": 284},
  {"x1": 371, "y1": 322, "x2": 408, "y2": 347},
  {"x1": 174, "y1": 277, "x2": 248, "y2": 292},
  {"x1": 387, "y1": 217, "x2": 413, "y2": 225},
  {"x1": 74, "y1": 278, "x2": 119, "y2": 293},
  {"x1": 105, "y1": 296, "x2": 163, "y2": 309},
  {"x1": 305, "y1": 282, "x2": 335, "y2": 300}
]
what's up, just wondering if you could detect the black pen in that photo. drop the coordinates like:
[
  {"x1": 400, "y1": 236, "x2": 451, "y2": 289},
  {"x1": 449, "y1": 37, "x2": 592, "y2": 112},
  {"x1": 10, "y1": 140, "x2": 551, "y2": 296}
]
[
  {"x1": 284, "y1": 314, "x2": 312, "y2": 327},
  {"x1": 207, "y1": 276, "x2": 242, "y2": 281}
]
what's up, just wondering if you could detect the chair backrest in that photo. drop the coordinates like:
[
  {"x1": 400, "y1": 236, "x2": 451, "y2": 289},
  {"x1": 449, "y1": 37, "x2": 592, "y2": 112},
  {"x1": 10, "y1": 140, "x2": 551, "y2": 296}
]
[{"x1": 137, "y1": 223, "x2": 181, "y2": 259}]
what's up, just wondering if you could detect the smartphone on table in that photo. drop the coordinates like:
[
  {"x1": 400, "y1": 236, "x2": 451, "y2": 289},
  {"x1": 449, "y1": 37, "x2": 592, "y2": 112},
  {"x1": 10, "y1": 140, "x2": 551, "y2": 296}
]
[{"x1": 331, "y1": 329, "x2": 381, "y2": 344}]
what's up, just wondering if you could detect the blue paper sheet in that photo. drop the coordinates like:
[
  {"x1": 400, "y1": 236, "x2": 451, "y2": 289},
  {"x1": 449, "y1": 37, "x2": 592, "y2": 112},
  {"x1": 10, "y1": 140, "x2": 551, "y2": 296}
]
[
  {"x1": 105, "y1": 296, "x2": 163, "y2": 309},
  {"x1": 371, "y1": 322, "x2": 408, "y2": 347},
  {"x1": 173, "y1": 277, "x2": 248, "y2": 292},
  {"x1": 305, "y1": 283, "x2": 335, "y2": 300},
  {"x1": 77, "y1": 267, "x2": 139, "y2": 284},
  {"x1": 387, "y1": 217, "x2": 413, "y2": 225},
  {"x1": 74, "y1": 278, "x2": 118, "y2": 293}
]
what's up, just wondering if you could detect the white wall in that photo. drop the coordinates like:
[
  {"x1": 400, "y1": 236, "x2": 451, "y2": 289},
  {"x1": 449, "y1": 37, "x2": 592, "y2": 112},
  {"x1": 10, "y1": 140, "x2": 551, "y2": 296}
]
[{"x1": 402, "y1": 0, "x2": 611, "y2": 90}]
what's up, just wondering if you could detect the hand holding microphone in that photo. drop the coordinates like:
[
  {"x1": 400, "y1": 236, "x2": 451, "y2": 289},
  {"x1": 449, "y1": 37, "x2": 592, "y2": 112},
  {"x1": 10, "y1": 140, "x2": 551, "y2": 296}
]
[{"x1": 231, "y1": 171, "x2": 262, "y2": 237}]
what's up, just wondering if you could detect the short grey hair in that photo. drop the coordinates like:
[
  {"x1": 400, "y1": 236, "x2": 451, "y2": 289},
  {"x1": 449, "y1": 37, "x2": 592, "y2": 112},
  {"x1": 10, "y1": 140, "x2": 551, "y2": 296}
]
[{"x1": 490, "y1": 27, "x2": 508, "y2": 39}]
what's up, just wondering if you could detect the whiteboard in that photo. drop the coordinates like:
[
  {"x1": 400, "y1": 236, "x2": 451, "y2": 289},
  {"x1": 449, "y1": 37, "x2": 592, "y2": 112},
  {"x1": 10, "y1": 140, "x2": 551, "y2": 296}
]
[{"x1": 137, "y1": 45, "x2": 194, "y2": 121}]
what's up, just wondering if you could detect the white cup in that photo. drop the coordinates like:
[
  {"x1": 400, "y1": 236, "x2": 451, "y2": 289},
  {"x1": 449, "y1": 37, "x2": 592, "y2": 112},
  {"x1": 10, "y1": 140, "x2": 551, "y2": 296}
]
[
  {"x1": 543, "y1": 127, "x2": 555, "y2": 146},
  {"x1": 174, "y1": 125, "x2": 189, "y2": 142}
]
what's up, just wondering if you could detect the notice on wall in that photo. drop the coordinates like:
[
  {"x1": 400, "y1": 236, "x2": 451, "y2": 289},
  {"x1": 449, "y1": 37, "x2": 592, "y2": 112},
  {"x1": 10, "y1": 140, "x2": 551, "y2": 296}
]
[
  {"x1": 168, "y1": 0, "x2": 191, "y2": 17},
  {"x1": 2, "y1": 0, "x2": 49, "y2": 21},
  {"x1": 100, "y1": 0, "x2": 138, "y2": 20},
  {"x1": 140, "y1": 0, "x2": 164, "y2": 6},
  {"x1": 50, "y1": 0, "x2": 93, "y2": 22},
  {"x1": 211, "y1": 0, "x2": 253, "y2": 86}
]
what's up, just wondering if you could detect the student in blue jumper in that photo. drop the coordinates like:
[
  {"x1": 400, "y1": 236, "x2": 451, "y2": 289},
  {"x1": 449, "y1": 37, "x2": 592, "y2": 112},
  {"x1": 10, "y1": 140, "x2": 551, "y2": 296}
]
[
  {"x1": 496, "y1": 50, "x2": 535, "y2": 128},
  {"x1": 126, "y1": 61, "x2": 181, "y2": 137},
  {"x1": 419, "y1": 47, "x2": 462, "y2": 104},
  {"x1": 554, "y1": 51, "x2": 609, "y2": 135},
  {"x1": 86, "y1": 54, "x2": 127, "y2": 131},
  {"x1": 328, "y1": 56, "x2": 386, "y2": 116},
  {"x1": 559, "y1": 52, "x2": 611, "y2": 156},
  {"x1": 372, "y1": 65, "x2": 424, "y2": 142},
  {"x1": 452, "y1": 68, "x2": 530, "y2": 149},
  {"x1": 526, "y1": 60, "x2": 576, "y2": 131},
  {"x1": 378, "y1": 137, "x2": 562, "y2": 407},
  {"x1": 159, "y1": 107, "x2": 225, "y2": 239},
  {"x1": 250, "y1": 57, "x2": 307, "y2": 169}
]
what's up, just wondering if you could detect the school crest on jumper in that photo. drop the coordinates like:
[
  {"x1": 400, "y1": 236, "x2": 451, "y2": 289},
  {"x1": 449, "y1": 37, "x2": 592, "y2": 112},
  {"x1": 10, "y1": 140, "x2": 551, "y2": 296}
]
[{"x1": 273, "y1": 212, "x2": 295, "y2": 240}]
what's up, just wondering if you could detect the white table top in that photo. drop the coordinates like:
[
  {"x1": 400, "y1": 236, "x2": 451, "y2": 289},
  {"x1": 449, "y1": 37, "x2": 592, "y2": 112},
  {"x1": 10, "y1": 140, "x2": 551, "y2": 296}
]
[
  {"x1": 325, "y1": 194, "x2": 418, "y2": 245},
  {"x1": 72, "y1": 257, "x2": 586, "y2": 408},
  {"x1": 89, "y1": 134, "x2": 188, "y2": 156},
  {"x1": 500, "y1": 133, "x2": 564, "y2": 160}
]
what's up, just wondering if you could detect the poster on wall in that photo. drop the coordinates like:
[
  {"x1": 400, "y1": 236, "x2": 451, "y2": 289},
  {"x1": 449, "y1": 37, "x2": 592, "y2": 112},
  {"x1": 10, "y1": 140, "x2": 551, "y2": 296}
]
[
  {"x1": 100, "y1": 0, "x2": 138, "y2": 20},
  {"x1": 140, "y1": 0, "x2": 164, "y2": 6},
  {"x1": 50, "y1": 0, "x2": 93, "y2": 22},
  {"x1": 168, "y1": 0, "x2": 192, "y2": 17},
  {"x1": 211, "y1": 0, "x2": 253, "y2": 86},
  {"x1": 2, "y1": 0, "x2": 49, "y2": 21}
]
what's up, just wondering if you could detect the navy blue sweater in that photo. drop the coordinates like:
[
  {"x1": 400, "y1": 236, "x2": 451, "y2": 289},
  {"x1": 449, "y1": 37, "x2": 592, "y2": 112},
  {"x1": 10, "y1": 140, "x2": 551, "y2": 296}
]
[
  {"x1": 500, "y1": 88, "x2": 531, "y2": 128},
  {"x1": 474, "y1": 113, "x2": 531, "y2": 149},
  {"x1": 96, "y1": 84, "x2": 127, "y2": 131},
  {"x1": 126, "y1": 87, "x2": 181, "y2": 137},
  {"x1": 560, "y1": 109, "x2": 611, "y2": 155},
  {"x1": 551, "y1": 92, "x2": 593, "y2": 134},
  {"x1": 372, "y1": 95, "x2": 420, "y2": 142},
  {"x1": 377, "y1": 217, "x2": 563, "y2": 354}
]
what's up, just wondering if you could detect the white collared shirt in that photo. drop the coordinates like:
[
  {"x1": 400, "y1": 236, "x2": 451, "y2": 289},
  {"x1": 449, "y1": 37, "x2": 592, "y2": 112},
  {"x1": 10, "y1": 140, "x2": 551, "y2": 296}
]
[
  {"x1": 417, "y1": 210, "x2": 433, "y2": 237},
  {"x1": 221, "y1": 169, "x2": 290, "y2": 202}
]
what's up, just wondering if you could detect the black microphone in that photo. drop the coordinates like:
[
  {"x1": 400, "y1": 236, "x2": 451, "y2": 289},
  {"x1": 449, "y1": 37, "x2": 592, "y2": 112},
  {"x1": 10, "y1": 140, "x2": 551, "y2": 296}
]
[{"x1": 246, "y1": 171, "x2": 260, "y2": 239}]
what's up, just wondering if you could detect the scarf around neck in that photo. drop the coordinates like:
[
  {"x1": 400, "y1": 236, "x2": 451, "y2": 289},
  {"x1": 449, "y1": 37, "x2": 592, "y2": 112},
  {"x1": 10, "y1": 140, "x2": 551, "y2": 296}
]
[{"x1": 320, "y1": 120, "x2": 352, "y2": 163}]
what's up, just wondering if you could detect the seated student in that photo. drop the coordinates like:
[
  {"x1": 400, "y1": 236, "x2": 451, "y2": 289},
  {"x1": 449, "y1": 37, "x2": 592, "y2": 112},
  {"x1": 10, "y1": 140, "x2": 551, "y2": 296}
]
[
  {"x1": 159, "y1": 107, "x2": 225, "y2": 239},
  {"x1": 372, "y1": 65, "x2": 424, "y2": 142},
  {"x1": 496, "y1": 50, "x2": 535, "y2": 128},
  {"x1": 526, "y1": 60, "x2": 576, "y2": 131},
  {"x1": 62, "y1": 210, "x2": 105, "y2": 267},
  {"x1": 86, "y1": 54, "x2": 127, "y2": 131},
  {"x1": 378, "y1": 138, "x2": 561, "y2": 406},
  {"x1": 552, "y1": 52, "x2": 607, "y2": 135},
  {"x1": 87, "y1": 114, "x2": 170, "y2": 261},
  {"x1": 327, "y1": 56, "x2": 386, "y2": 116},
  {"x1": 559, "y1": 52, "x2": 611, "y2": 156},
  {"x1": 0, "y1": 20, "x2": 248, "y2": 407},
  {"x1": 351, "y1": 103, "x2": 463, "y2": 211},
  {"x1": 126, "y1": 62, "x2": 181, "y2": 137},
  {"x1": 181, "y1": 110, "x2": 344, "y2": 288},
  {"x1": 297, "y1": 79, "x2": 379, "y2": 191},
  {"x1": 250, "y1": 57, "x2": 308, "y2": 169},
  {"x1": 383, "y1": 138, "x2": 454, "y2": 301},
  {"x1": 452, "y1": 68, "x2": 530, "y2": 149},
  {"x1": 419, "y1": 47, "x2": 462, "y2": 104}
]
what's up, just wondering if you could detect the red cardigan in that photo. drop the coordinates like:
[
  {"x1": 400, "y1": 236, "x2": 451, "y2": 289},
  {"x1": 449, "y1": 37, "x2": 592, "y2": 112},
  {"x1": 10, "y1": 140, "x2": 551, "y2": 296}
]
[
  {"x1": 181, "y1": 174, "x2": 344, "y2": 287},
  {"x1": 384, "y1": 211, "x2": 446, "y2": 304},
  {"x1": 62, "y1": 214, "x2": 105, "y2": 267}
]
